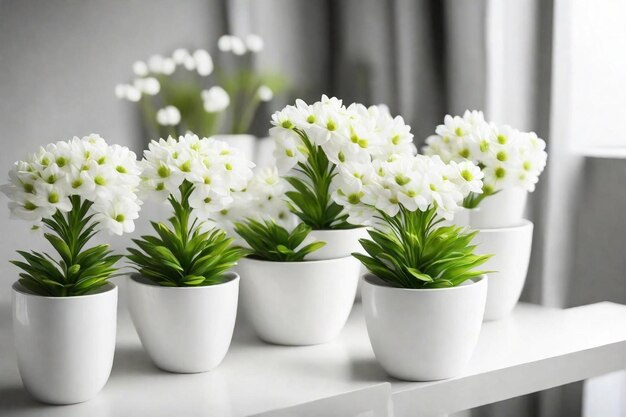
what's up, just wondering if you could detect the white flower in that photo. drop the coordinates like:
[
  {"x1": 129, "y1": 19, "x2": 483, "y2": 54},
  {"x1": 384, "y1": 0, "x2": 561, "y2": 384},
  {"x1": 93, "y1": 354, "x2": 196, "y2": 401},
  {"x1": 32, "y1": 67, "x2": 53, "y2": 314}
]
[
  {"x1": 230, "y1": 36, "x2": 247, "y2": 55},
  {"x1": 218, "y1": 35, "x2": 234, "y2": 52},
  {"x1": 1, "y1": 135, "x2": 142, "y2": 235},
  {"x1": 114, "y1": 84, "x2": 141, "y2": 102},
  {"x1": 172, "y1": 48, "x2": 190, "y2": 64},
  {"x1": 245, "y1": 34, "x2": 264, "y2": 52},
  {"x1": 193, "y1": 49, "x2": 213, "y2": 76},
  {"x1": 270, "y1": 95, "x2": 416, "y2": 175},
  {"x1": 134, "y1": 77, "x2": 160, "y2": 96},
  {"x1": 138, "y1": 134, "x2": 255, "y2": 221},
  {"x1": 132, "y1": 61, "x2": 148, "y2": 76},
  {"x1": 156, "y1": 106, "x2": 181, "y2": 126},
  {"x1": 257, "y1": 85, "x2": 273, "y2": 102},
  {"x1": 423, "y1": 110, "x2": 548, "y2": 194},
  {"x1": 331, "y1": 153, "x2": 479, "y2": 224},
  {"x1": 202, "y1": 86, "x2": 230, "y2": 113},
  {"x1": 161, "y1": 58, "x2": 176, "y2": 75},
  {"x1": 214, "y1": 166, "x2": 297, "y2": 240},
  {"x1": 147, "y1": 54, "x2": 165, "y2": 73}
]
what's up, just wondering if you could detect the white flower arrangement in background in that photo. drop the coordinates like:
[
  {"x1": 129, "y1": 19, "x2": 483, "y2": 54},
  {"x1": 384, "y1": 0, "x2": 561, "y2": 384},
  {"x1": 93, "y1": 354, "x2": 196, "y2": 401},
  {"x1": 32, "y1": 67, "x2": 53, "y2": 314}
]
[
  {"x1": 1, "y1": 135, "x2": 141, "y2": 296},
  {"x1": 332, "y1": 154, "x2": 483, "y2": 225},
  {"x1": 115, "y1": 34, "x2": 286, "y2": 140},
  {"x1": 422, "y1": 110, "x2": 547, "y2": 208},
  {"x1": 269, "y1": 95, "x2": 416, "y2": 229},
  {"x1": 214, "y1": 166, "x2": 298, "y2": 246}
]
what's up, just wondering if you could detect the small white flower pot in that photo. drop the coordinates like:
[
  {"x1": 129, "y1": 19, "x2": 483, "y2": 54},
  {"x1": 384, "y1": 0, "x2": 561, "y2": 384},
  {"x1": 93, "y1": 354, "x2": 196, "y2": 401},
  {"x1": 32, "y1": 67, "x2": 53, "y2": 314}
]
[
  {"x1": 474, "y1": 220, "x2": 534, "y2": 321},
  {"x1": 255, "y1": 136, "x2": 275, "y2": 169},
  {"x1": 127, "y1": 273, "x2": 239, "y2": 373},
  {"x1": 236, "y1": 256, "x2": 361, "y2": 345},
  {"x1": 212, "y1": 134, "x2": 256, "y2": 163},
  {"x1": 12, "y1": 282, "x2": 118, "y2": 404},
  {"x1": 469, "y1": 187, "x2": 528, "y2": 229},
  {"x1": 306, "y1": 227, "x2": 369, "y2": 260},
  {"x1": 361, "y1": 274, "x2": 487, "y2": 381}
]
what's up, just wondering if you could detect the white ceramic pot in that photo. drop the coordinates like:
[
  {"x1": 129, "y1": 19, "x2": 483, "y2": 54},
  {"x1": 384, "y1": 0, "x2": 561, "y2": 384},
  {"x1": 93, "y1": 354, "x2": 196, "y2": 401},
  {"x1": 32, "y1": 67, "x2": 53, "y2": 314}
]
[
  {"x1": 306, "y1": 227, "x2": 369, "y2": 261},
  {"x1": 128, "y1": 273, "x2": 239, "y2": 373},
  {"x1": 12, "y1": 282, "x2": 117, "y2": 404},
  {"x1": 237, "y1": 256, "x2": 361, "y2": 345},
  {"x1": 255, "y1": 136, "x2": 275, "y2": 169},
  {"x1": 469, "y1": 187, "x2": 528, "y2": 229},
  {"x1": 474, "y1": 220, "x2": 534, "y2": 321},
  {"x1": 212, "y1": 134, "x2": 256, "y2": 163},
  {"x1": 362, "y1": 274, "x2": 487, "y2": 381}
]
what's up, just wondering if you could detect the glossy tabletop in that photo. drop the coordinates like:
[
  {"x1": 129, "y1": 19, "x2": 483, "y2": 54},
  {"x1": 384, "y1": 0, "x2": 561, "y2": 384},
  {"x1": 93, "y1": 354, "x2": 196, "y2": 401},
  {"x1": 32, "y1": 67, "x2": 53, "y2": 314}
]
[{"x1": 0, "y1": 289, "x2": 625, "y2": 417}]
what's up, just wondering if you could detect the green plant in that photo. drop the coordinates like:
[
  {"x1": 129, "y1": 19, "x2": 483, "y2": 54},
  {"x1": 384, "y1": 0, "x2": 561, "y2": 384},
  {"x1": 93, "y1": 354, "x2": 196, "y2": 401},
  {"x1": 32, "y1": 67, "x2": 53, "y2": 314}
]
[
  {"x1": 353, "y1": 206, "x2": 491, "y2": 289},
  {"x1": 285, "y1": 129, "x2": 354, "y2": 230},
  {"x1": 127, "y1": 181, "x2": 245, "y2": 286},
  {"x1": 234, "y1": 219, "x2": 326, "y2": 262},
  {"x1": 11, "y1": 196, "x2": 122, "y2": 296}
]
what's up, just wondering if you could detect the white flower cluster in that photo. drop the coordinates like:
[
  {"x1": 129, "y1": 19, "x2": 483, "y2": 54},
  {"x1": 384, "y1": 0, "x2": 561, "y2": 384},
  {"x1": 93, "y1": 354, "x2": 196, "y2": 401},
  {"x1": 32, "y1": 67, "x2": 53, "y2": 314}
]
[
  {"x1": 115, "y1": 48, "x2": 214, "y2": 102},
  {"x1": 215, "y1": 167, "x2": 296, "y2": 236},
  {"x1": 156, "y1": 106, "x2": 181, "y2": 126},
  {"x1": 139, "y1": 134, "x2": 254, "y2": 219},
  {"x1": 218, "y1": 34, "x2": 264, "y2": 55},
  {"x1": 202, "y1": 86, "x2": 230, "y2": 113},
  {"x1": 331, "y1": 154, "x2": 484, "y2": 224},
  {"x1": 270, "y1": 95, "x2": 417, "y2": 174},
  {"x1": 1, "y1": 134, "x2": 141, "y2": 235},
  {"x1": 423, "y1": 111, "x2": 548, "y2": 193}
]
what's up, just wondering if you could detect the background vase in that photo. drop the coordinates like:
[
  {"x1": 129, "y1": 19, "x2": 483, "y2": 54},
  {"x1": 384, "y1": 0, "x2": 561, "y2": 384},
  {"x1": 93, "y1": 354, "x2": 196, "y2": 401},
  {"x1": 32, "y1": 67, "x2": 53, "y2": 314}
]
[
  {"x1": 469, "y1": 187, "x2": 528, "y2": 229},
  {"x1": 473, "y1": 220, "x2": 534, "y2": 320}
]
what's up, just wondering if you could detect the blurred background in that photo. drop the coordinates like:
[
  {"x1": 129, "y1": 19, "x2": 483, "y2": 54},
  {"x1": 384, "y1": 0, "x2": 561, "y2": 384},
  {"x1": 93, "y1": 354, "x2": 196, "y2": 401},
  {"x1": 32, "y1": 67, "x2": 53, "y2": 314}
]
[{"x1": 0, "y1": 0, "x2": 625, "y2": 416}]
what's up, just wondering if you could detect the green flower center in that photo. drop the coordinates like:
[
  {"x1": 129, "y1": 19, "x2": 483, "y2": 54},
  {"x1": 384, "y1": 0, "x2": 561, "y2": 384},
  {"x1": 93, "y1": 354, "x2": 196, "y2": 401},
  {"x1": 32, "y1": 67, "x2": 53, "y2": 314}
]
[
  {"x1": 24, "y1": 201, "x2": 37, "y2": 211},
  {"x1": 158, "y1": 165, "x2": 170, "y2": 178},
  {"x1": 461, "y1": 169, "x2": 473, "y2": 181},
  {"x1": 497, "y1": 134, "x2": 507, "y2": 144},
  {"x1": 115, "y1": 214, "x2": 125, "y2": 222},
  {"x1": 48, "y1": 192, "x2": 59, "y2": 204},
  {"x1": 395, "y1": 175, "x2": 410, "y2": 186},
  {"x1": 116, "y1": 165, "x2": 127, "y2": 174},
  {"x1": 281, "y1": 120, "x2": 293, "y2": 129},
  {"x1": 496, "y1": 151, "x2": 508, "y2": 162},
  {"x1": 495, "y1": 167, "x2": 506, "y2": 179}
]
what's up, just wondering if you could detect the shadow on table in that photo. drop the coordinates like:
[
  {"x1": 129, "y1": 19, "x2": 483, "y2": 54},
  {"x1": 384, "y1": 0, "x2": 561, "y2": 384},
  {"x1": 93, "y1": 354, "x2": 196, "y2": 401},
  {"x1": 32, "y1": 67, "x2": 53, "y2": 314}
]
[{"x1": 108, "y1": 345, "x2": 162, "y2": 378}]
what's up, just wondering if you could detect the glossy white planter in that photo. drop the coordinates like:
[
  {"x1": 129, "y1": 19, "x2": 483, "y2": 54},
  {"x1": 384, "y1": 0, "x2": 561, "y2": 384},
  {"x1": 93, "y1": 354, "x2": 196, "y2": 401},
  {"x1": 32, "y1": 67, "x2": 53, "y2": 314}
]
[
  {"x1": 474, "y1": 220, "x2": 534, "y2": 321},
  {"x1": 469, "y1": 187, "x2": 528, "y2": 229},
  {"x1": 12, "y1": 282, "x2": 117, "y2": 404},
  {"x1": 362, "y1": 274, "x2": 487, "y2": 381},
  {"x1": 237, "y1": 256, "x2": 360, "y2": 345},
  {"x1": 255, "y1": 136, "x2": 275, "y2": 168},
  {"x1": 306, "y1": 227, "x2": 369, "y2": 261},
  {"x1": 128, "y1": 273, "x2": 239, "y2": 373},
  {"x1": 212, "y1": 134, "x2": 256, "y2": 163}
]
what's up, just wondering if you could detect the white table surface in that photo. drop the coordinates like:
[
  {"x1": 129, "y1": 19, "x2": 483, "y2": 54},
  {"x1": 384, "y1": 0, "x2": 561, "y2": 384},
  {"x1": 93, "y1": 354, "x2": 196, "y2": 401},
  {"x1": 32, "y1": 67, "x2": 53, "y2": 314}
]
[{"x1": 0, "y1": 298, "x2": 625, "y2": 417}]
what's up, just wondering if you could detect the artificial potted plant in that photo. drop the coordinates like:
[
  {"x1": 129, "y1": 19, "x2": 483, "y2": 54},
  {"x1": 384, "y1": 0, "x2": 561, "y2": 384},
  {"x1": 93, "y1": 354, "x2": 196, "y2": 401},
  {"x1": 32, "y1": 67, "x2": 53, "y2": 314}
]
[
  {"x1": 423, "y1": 110, "x2": 546, "y2": 320},
  {"x1": 333, "y1": 152, "x2": 491, "y2": 381},
  {"x1": 115, "y1": 34, "x2": 285, "y2": 163},
  {"x1": 216, "y1": 167, "x2": 361, "y2": 345},
  {"x1": 1, "y1": 134, "x2": 141, "y2": 404},
  {"x1": 126, "y1": 134, "x2": 253, "y2": 373},
  {"x1": 269, "y1": 95, "x2": 416, "y2": 261}
]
